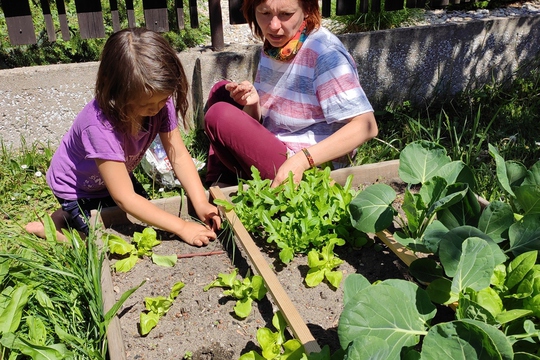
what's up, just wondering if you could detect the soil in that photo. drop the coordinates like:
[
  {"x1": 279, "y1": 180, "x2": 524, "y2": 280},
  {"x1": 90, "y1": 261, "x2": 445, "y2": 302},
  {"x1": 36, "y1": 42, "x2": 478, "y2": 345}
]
[{"x1": 106, "y1": 180, "x2": 413, "y2": 360}]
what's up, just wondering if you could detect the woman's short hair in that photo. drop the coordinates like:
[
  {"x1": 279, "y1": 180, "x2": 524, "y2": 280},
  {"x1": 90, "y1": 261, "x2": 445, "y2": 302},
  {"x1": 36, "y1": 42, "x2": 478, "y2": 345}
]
[
  {"x1": 95, "y1": 28, "x2": 189, "y2": 133},
  {"x1": 242, "y1": 0, "x2": 322, "y2": 41}
]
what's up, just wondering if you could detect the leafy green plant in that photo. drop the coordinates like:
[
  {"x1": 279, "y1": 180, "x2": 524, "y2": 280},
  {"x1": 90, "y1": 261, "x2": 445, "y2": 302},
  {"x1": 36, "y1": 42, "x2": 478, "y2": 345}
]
[
  {"x1": 350, "y1": 140, "x2": 479, "y2": 253},
  {"x1": 0, "y1": 214, "x2": 142, "y2": 359},
  {"x1": 105, "y1": 227, "x2": 177, "y2": 272},
  {"x1": 215, "y1": 166, "x2": 364, "y2": 264},
  {"x1": 238, "y1": 311, "x2": 314, "y2": 360},
  {"x1": 203, "y1": 269, "x2": 267, "y2": 319},
  {"x1": 335, "y1": 273, "x2": 535, "y2": 359},
  {"x1": 305, "y1": 238, "x2": 345, "y2": 288},
  {"x1": 139, "y1": 281, "x2": 185, "y2": 336}
]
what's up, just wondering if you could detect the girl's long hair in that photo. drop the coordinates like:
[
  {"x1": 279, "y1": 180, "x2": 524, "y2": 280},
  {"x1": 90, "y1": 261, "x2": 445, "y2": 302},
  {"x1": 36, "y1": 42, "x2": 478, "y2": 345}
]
[
  {"x1": 241, "y1": 0, "x2": 321, "y2": 41},
  {"x1": 95, "y1": 28, "x2": 189, "y2": 133}
]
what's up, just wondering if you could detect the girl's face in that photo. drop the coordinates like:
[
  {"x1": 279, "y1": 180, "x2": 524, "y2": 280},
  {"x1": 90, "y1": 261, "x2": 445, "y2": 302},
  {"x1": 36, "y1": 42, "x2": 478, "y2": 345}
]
[
  {"x1": 132, "y1": 92, "x2": 171, "y2": 118},
  {"x1": 255, "y1": 0, "x2": 306, "y2": 48}
]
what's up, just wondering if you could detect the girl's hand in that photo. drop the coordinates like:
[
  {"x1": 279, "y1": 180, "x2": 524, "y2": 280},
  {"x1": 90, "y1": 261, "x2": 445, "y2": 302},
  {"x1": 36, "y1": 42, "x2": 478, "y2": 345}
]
[
  {"x1": 225, "y1": 81, "x2": 259, "y2": 106},
  {"x1": 195, "y1": 202, "x2": 222, "y2": 232},
  {"x1": 179, "y1": 221, "x2": 217, "y2": 247},
  {"x1": 271, "y1": 152, "x2": 311, "y2": 188}
]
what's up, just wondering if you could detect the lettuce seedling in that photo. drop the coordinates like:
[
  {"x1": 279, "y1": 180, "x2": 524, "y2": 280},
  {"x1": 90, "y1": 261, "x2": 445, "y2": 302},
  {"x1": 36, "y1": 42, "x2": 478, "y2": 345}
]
[
  {"x1": 139, "y1": 281, "x2": 185, "y2": 335},
  {"x1": 203, "y1": 269, "x2": 267, "y2": 319},
  {"x1": 238, "y1": 311, "x2": 308, "y2": 360},
  {"x1": 305, "y1": 237, "x2": 345, "y2": 288},
  {"x1": 104, "y1": 227, "x2": 177, "y2": 272}
]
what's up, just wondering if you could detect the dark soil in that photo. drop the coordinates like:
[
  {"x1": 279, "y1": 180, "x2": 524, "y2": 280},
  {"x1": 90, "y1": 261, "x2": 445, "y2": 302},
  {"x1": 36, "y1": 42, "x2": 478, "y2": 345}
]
[{"x1": 105, "y1": 180, "x2": 414, "y2": 360}]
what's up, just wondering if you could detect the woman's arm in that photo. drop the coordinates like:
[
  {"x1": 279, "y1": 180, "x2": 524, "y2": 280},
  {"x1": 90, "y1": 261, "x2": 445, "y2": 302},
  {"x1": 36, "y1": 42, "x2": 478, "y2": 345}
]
[
  {"x1": 272, "y1": 111, "x2": 378, "y2": 186},
  {"x1": 96, "y1": 158, "x2": 218, "y2": 246}
]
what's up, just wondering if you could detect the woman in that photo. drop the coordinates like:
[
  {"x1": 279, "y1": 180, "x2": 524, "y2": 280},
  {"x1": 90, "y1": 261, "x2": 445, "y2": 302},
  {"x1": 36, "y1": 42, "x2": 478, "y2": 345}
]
[{"x1": 204, "y1": 0, "x2": 378, "y2": 187}]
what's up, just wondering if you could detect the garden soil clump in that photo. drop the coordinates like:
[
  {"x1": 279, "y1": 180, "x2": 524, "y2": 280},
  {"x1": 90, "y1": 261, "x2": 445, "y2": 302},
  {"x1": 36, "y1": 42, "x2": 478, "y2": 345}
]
[{"x1": 107, "y1": 182, "x2": 410, "y2": 360}]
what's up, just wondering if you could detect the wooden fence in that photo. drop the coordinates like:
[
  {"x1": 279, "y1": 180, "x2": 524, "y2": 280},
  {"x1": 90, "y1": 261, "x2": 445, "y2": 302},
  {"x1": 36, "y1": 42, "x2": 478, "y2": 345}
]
[{"x1": 1, "y1": 0, "x2": 456, "y2": 50}]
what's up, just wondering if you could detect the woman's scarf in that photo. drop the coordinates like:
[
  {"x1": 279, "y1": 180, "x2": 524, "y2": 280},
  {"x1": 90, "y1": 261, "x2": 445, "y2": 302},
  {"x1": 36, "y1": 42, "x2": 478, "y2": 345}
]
[{"x1": 263, "y1": 21, "x2": 307, "y2": 62}]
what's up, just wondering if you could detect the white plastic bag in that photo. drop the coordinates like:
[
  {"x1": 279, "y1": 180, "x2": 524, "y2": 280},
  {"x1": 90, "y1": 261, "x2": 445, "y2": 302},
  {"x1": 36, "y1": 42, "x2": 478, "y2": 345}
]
[{"x1": 141, "y1": 136, "x2": 205, "y2": 188}]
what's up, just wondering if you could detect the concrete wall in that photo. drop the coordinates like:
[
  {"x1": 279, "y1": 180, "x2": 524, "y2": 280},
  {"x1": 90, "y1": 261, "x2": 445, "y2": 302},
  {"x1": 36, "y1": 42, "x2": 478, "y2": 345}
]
[{"x1": 1, "y1": 15, "x2": 539, "y2": 149}]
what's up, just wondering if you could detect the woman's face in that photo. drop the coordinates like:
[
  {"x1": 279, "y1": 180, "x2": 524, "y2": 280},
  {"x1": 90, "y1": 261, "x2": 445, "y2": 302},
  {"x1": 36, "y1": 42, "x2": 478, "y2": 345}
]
[{"x1": 255, "y1": 0, "x2": 306, "y2": 48}]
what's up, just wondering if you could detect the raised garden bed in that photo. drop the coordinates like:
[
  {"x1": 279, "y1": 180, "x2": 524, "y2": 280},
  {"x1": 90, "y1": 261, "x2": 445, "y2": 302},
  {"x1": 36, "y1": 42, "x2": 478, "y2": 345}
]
[{"x1": 93, "y1": 160, "x2": 414, "y2": 359}]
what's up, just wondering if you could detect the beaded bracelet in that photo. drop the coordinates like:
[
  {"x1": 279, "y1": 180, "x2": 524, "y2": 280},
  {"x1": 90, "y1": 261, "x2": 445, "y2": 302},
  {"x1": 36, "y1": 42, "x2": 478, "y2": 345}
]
[{"x1": 301, "y1": 148, "x2": 315, "y2": 168}]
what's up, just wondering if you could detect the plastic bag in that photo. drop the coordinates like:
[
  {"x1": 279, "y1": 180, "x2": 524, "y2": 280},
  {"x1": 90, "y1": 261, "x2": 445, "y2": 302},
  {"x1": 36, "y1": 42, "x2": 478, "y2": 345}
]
[{"x1": 141, "y1": 136, "x2": 205, "y2": 188}]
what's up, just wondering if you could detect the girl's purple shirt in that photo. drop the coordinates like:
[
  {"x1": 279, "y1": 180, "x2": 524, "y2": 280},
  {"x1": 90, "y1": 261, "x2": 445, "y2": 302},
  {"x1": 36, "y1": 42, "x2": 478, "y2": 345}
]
[{"x1": 46, "y1": 98, "x2": 177, "y2": 200}]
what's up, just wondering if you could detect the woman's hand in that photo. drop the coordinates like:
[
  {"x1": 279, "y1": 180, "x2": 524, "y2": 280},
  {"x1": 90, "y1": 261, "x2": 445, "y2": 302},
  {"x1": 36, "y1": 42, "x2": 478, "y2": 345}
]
[
  {"x1": 271, "y1": 151, "x2": 311, "y2": 188},
  {"x1": 225, "y1": 81, "x2": 259, "y2": 106}
]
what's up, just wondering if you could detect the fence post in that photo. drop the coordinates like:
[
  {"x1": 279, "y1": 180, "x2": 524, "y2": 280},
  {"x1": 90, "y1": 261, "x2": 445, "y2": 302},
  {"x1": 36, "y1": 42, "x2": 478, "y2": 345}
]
[
  {"x1": 40, "y1": 0, "x2": 57, "y2": 42},
  {"x1": 336, "y1": 0, "x2": 357, "y2": 15},
  {"x1": 109, "y1": 0, "x2": 121, "y2": 32},
  {"x1": 1, "y1": 0, "x2": 36, "y2": 45},
  {"x1": 73, "y1": 0, "x2": 105, "y2": 39},
  {"x1": 142, "y1": 0, "x2": 169, "y2": 32},
  {"x1": 55, "y1": 0, "x2": 71, "y2": 41},
  {"x1": 208, "y1": 0, "x2": 224, "y2": 51}
]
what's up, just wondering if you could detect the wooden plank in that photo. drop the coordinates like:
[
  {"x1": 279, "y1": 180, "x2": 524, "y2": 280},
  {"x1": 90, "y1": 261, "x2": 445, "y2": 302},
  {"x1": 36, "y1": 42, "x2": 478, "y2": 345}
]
[
  {"x1": 188, "y1": 0, "x2": 199, "y2": 28},
  {"x1": 385, "y1": 0, "x2": 405, "y2": 11},
  {"x1": 228, "y1": 0, "x2": 246, "y2": 25},
  {"x1": 55, "y1": 0, "x2": 71, "y2": 41},
  {"x1": 142, "y1": 0, "x2": 169, "y2": 33},
  {"x1": 176, "y1": 0, "x2": 185, "y2": 30},
  {"x1": 210, "y1": 187, "x2": 322, "y2": 355},
  {"x1": 321, "y1": 0, "x2": 331, "y2": 17},
  {"x1": 329, "y1": 159, "x2": 400, "y2": 189},
  {"x1": 109, "y1": 0, "x2": 121, "y2": 32},
  {"x1": 125, "y1": 0, "x2": 136, "y2": 28},
  {"x1": 209, "y1": 0, "x2": 224, "y2": 50},
  {"x1": 371, "y1": 0, "x2": 382, "y2": 13},
  {"x1": 89, "y1": 209, "x2": 127, "y2": 360},
  {"x1": 376, "y1": 230, "x2": 418, "y2": 266},
  {"x1": 359, "y1": 0, "x2": 369, "y2": 13},
  {"x1": 336, "y1": 0, "x2": 356, "y2": 15},
  {"x1": 74, "y1": 0, "x2": 105, "y2": 39},
  {"x1": 40, "y1": 0, "x2": 57, "y2": 42},
  {"x1": 1, "y1": 0, "x2": 37, "y2": 45}
]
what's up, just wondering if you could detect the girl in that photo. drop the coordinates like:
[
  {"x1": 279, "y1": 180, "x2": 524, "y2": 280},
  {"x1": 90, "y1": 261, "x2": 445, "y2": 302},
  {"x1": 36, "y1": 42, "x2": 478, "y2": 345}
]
[
  {"x1": 26, "y1": 28, "x2": 220, "y2": 246},
  {"x1": 204, "y1": 0, "x2": 378, "y2": 188}
]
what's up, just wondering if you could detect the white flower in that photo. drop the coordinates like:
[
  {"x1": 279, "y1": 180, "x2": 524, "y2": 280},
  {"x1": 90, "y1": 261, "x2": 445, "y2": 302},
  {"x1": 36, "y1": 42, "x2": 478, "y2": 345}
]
[
  {"x1": 21, "y1": 164, "x2": 28, "y2": 169},
  {"x1": 35, "y1": 171, "x2": 42, "y2": 177},
  {"x1": 158, "y1": 187, "x2": 165, "y2": 193}
]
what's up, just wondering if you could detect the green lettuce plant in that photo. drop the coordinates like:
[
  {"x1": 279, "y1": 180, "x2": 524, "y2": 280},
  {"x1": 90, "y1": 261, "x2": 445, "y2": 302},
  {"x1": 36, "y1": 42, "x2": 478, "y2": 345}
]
[
  {"x1": 305, "y1": 237, "x2": 345, "y2": 288},
  {"x1": 238, "y1": 311, "x2": 319, "y2": 360},
  {"x1": 203, "y1": 269, "x2": 267, "y2": 319},
  {"x1": 139, "y1": 281, "x2": 185, "y2": 336},
  {"x1": 104, "y1": 227, "x2": 177, "y2": 272},
  {"x1": 215, "y1": 166, "x2": 364, "y2": 264}
]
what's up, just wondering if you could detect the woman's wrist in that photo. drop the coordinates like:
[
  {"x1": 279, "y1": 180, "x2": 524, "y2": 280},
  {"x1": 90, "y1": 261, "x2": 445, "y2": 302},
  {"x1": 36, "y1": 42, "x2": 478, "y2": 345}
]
[{"x1": 301, "y1": 148, "x2": 315, "y2": 168}]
